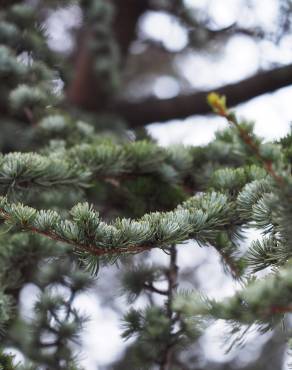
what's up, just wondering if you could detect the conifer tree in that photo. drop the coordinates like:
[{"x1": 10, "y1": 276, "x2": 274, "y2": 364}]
[{"x1": 0, "y1": 1, "x2": 292, "y2": 369}]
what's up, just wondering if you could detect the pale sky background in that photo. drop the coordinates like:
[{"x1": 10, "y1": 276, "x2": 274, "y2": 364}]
[{"x1": 16, "y1": 0, "x2": 292, "y2": 369}]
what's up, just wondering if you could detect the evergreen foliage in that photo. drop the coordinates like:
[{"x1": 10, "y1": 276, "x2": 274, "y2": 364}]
[{"x1": 0, "y1": 1, "x2": 292, "y2": 369}]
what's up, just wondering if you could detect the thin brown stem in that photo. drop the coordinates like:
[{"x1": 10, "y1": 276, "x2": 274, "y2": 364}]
[
  {"x1": 23, "y1": 107, "x2": 36, "y2": 126},
  {"x1": 219, "y1": 248, "x2": 241, "y2": 279},
  {"x1": 270, "y1": 304, "x2": 292, "y2": 314},
  {"x1": 144, "y1": 283, "x2": 168, "y2": 295},
  {"x1": 160, "y1": 245, "x2": 178, "y2": 370},
  {"x1": 210, "y1": 98, "x2": 285, "y2": 186},
  {"x1": 0, "y1": 209, "x2": 155, "y2": 257},
  {"x1": 226, "y1": 113, "x2": 284, "y2": 185}
]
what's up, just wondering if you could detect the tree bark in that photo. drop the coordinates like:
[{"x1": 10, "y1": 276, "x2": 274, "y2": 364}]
[
  {"x1": 114, "y1": 63, "x2": 292, "y2": 127},
  {"x1": 113, "y1": 0, "x2": 149, "y2": 58},
  {"x1": 67, "y1": 0, "x2": 149, "y2": 111}
]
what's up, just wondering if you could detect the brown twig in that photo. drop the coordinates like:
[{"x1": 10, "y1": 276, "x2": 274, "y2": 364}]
[
  {"x1": 219, "y1": 248, "x2": 242, "y2": 279},
  {"x1": 113, "y1": 63, "x2": 292, "y2": 127},
  {"x1": 23, "y1": 107, "x2": 36, "y2": 126},
  {"x1": 0, "y1": 209, "x2": 155, "y2": 257},
  {"x1": 226, "y1": 113, "x2": 284, "y2": 185},
  {"x1": 270, "y1": 304, "x2": 292, "y2": 314},
  {"x1": 160, "y1": 245, "x2": 179, "y2": 370},
  {"x1": 209, "y1": 94, "x2": 285, "y2": 186},
  {"x1": 144, "y1": 283, "x2": 168, "y2": 295}
]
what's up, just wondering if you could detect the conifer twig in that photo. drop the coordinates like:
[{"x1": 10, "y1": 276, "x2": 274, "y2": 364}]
[
  {"x1": 0, "y1": 192, "x2": 236, "y2": 259},
  {"x1": 207, "y1": 92, "x2": 284, "y2": 185},
  {"x1": 0, "y1": 207, "x2": 153, "y2": 257}
]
